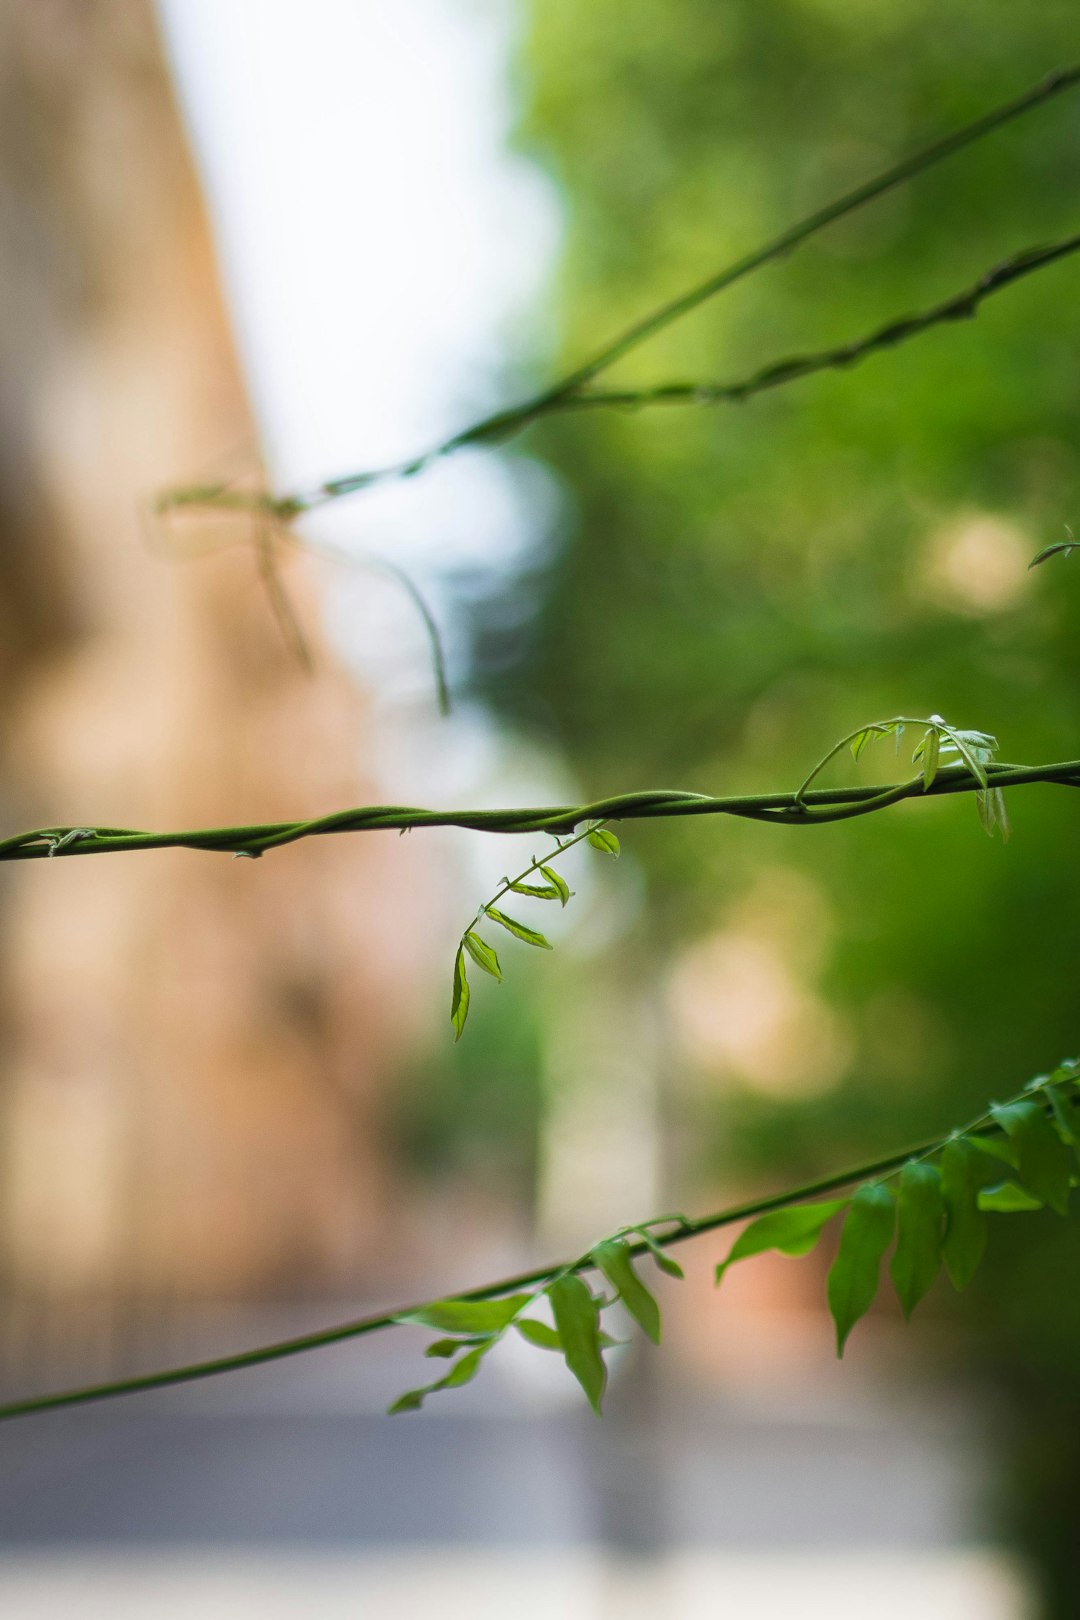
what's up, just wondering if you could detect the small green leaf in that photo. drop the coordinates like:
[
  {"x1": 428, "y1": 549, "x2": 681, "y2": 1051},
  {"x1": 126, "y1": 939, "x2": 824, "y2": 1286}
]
[
  {"x1": 388, "y1": 1342, "x2": 491, "y2": 1413},
  {"x1": 976, "y1": 785, "x2": 1009, "y2": 841},
  {"x1": 850, "y1": 728, "x2": 872, "y2": 762},
  {"x1": 978, "y1": 1182, "x2": 1044, "y2": 1213},
  {"x1": 395, "y1": 1294, "x2": 531, "y2": 1335},
  {"x1": 508, "y1": 880, "x2": 561, "y2": 901},
  {"x1": 920, "y1": 728, "x2": 940, "y2": 791},
  {"x1": 1029, "y1": 538, "x2": 1080, "y2": 568},
  {"x1": 463, "y1": 930, "x2": 502, "y2": 981},
  {"x1": 938, "y1": 724, "x2": 990, "y2": 788},
  {"x1": 440, "y1": 1344, "x2": 487, "y2": 1389},
  {"x1": 715, "y1": 1199, "x2": 848, "y2": 1284},
  {"x1": 388, "y1": 1387, "x2": 428, "y2": 1414},
  {"x1": 1044, "y1": 1084, "x2": 1080, "y2": 1149},
  {"x1": 587, "y1": 827, "x2": 620, "y2": 857},
  {"x1": 890, "y1": 1162, "x2": 944, "y2": 1319},
  {"x1": 826, "y1": 1182, "x2": 895, "y2": 1356},
  {"x1": 484, "y1": 907, "x2": 553, "y2": 949},
  {"x1": 425, "y1": 1338, "x2": 471, "y2": 1358},
  {"x1": 540, "y1": 864, "x2": 571, "y2": 905},
  {"x1": 967, "y1": 1134, "x2": 1018, "y2": 1168},
  {"x1": 548, "y1": 1274, "x2": 607, "y2": 1414},
  {"x1": 990, "y1": 1099, "x2": 1072, "y2": 1214},
  {"x1": 451, "y1": 948, "x2": 470, "y2": 1041},
  {"x1": 941, "y1": 1138, "x2": 999, "y2": 1289},
  {"x1": 515, "y1": 1318, "x2": 562, "y2": 1351},
  {"x1": 592, "y1": 1238, "x2": 662, "y2": 1345},
  {"x1": 634, "y1": 1230, "x2": 685, "y2": 1279}
]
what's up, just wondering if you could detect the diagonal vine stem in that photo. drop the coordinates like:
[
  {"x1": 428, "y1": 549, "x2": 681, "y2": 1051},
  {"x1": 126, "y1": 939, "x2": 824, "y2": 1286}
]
[
  {"x1": 153, "y1": 64, "x2": 1080, "y2": 519},
  {"x1": 0, "y1": 1093, "x2": 1041, "y2": 1424}
]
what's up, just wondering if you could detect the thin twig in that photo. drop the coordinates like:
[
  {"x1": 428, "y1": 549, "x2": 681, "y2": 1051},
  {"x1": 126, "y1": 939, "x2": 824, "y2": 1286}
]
[
  {"x1": 154, "y1": 64, "x2": 1080, "y2": 519},
  {"x1": 556, "y1": 234, "x2": 1080, "y2": 415}
]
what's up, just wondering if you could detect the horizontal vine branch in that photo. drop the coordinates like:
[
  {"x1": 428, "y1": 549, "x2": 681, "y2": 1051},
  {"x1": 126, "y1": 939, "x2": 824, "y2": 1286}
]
[
  {"x1": 154, "y1": 63, "x2": 1080, "y2": 519},
  {"x1": 3, "y1": 756, "x2": 1080, "y2": 863},
  {"x1": 0, "y1": 1109, "x2": 1016, "y2": 1423}
]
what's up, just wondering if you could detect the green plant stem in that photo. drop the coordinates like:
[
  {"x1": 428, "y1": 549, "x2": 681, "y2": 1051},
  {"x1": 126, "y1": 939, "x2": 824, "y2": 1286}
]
[
  {"x1": 476, "y1": 234, "x2": 1080, "y2": 421},
  {"x1": 2, "y1": 758, "x2": 1078, "y2": 863},
  {"x1": 155, "y1": 65, "x2": 1080, "y2": 518},
  {"x1": 466, "y1": 823, "x2": 591, "y2": 933},
  {"x1": 0, "y1": 1119, "x2": 995, "y2": 1424}
]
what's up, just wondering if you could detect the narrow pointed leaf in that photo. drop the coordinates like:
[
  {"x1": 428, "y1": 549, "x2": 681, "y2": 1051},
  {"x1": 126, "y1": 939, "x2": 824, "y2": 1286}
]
[
  {"x1": 587, "y1": 827, "x2": 620, "y2": 857},
  {"x1": 1029, "y1": 539, "x2": 1080, "y2": 567},
  {"x1": 548, "y1": 1274, "x2": 607, "y2": 1414},
  {"x1": 439, "y1": 1344, "x2": 488, "y2": 1389},
  {"x1": 515, "y1": 1318, "x2": 562, "y2": 1351},
  {"x1": 395, "y1": 1294, "x2": 531, "y2": 1335},
  {"x1": 508, "y1": 880, "x2": 561, "y2": 901},
  {"x1": 484, "y1": 907, "x2": 553, "y2": 949},
  {"x1": 592, "y1": 1238, "x2": 662, "y2": 1344},
  {"x1": 388, "y1": 1386, "x2": 429, "y2": 1414},
  {"x1": 540, "y1": 864, "x2": 572, "y2": 905},
  {"x1": 826, "y1": 1183, "x2": 895, "y2": 1356},
  {"x1": 1044, "y1": 1084, "x2": 1080, "y2": 1150},
  {"x1": 636, "y1": 1231, "x2": 685, "y2": 1278},
  {"x1": 450, "y1": 948, "x2": 470, "y2": 1040},
  {"x1": 921, "y1": 728, "x2": 940, "y2": 790},
  {"x1": 463, "y1": 930, "x2": 502, "y2": 981},
  {"x1": 890, "y1": 1162, "x2": 944, "y2": 1319},
  {"x1": 941, "y1": 1138, "x2": 998, "y2": 1289},
  {"x1": 715, "y1": 1199, "x2": 848, "y2": 1284},
  {"x1": 990, "y1": 1100, "x2": 1072, "y2": 1214}
]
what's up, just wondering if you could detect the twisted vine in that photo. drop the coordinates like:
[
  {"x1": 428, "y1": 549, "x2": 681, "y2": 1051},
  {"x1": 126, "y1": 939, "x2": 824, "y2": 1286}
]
[{"x1": 153, "y1": 65, "x2": 1080, "y2": 522}]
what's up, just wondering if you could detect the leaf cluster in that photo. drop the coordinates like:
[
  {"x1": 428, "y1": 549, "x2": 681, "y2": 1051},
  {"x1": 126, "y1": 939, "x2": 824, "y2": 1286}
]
[
  {"x1": 390, "y1": 1216, "x2": 684, "y2": 1415},
  {"x1": 390, "y1": 1059, "x2": 1080, "y2": 1413},
  {"x1": 451, "y1": 822, "x2": 619, "y2": 1040},
  {"x1": 715, "y1": 1060, "x2": 1080, "y2": 1356}
]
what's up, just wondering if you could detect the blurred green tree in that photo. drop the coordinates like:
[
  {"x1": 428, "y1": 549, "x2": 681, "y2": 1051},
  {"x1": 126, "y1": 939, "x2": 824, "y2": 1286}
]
[{"x1": 465, "y1": 7, "x2": 1080, "y2": 1613}]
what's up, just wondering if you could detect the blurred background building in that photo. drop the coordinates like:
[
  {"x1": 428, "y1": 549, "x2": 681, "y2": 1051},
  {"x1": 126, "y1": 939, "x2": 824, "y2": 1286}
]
[{"x1": 2, "y1": 0, "x2": 1080, "y2": 1615}]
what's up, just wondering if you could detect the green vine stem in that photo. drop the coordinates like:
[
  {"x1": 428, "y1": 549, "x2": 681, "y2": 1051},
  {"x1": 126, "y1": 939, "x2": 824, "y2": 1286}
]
[
  {"x1": 2, "y1": 1061, "x2": 1075, "y2": 1423},
  {"x1": 2, "y1": 754, "x2": 1077, "y2": 864},
  {"x1": 153, "y1": 66, "x2": 1080, "y2": 520}
]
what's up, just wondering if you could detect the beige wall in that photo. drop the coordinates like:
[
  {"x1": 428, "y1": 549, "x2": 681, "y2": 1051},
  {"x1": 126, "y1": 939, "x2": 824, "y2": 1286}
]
[{"x1": 0, "y1": 0, "x2": 436, "y2": 1322}]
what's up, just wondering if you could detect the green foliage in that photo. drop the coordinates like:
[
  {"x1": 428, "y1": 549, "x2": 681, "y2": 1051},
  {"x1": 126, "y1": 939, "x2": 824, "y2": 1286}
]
[
  {"x1": 714, "y1": 1199, "x2": 848, "y2": 1283},
  {"x1": 549, "y1": 1274, "x2": 608, "y2": 1413},
  {"x1": 1029, "y1": 527, "x2": 1080, "y2": 568},
  {"x1": 450, "y1": 948, "x2": 470, "y2": 1042},
  {"x1": 941, "y1": 1137, "x2": 996, "y2": 1290},
  {"x1": 389, "y1": 1066, "x2": 1080, "y2": 1413},
  {"x1": 990, "y1": 1099, "x2": 1073, "y2": 1214},
  {"x1": 484, "y1": 908, "x2": 553, "y2": 950},
  {"x1": 587, "y1": 827, "x2": 621, "y2": 856},
  {"x1": 592, "y1": 1237, "x2": 662, "y2": 1343},
  {"x1": 827, "y1": 1183, "x2": 896, "y2": 1356},
  {"x1": 463, "y1": 931, "x2": 502, "y2": 981},
  {"x1": 388, "y1": 1215, "x2": 688, "y2": 1415},
  {"x1": 796, "y1": 712, "x2": 1009, "y2": 837},
  {"x1": 890, "y1": 1162, "x2": 945, "y2": 1319},
  {"x1": 448, "y1": 822, "x2": 615, "y2": 1037}
]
